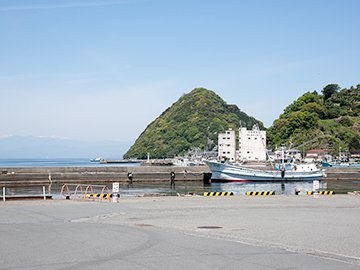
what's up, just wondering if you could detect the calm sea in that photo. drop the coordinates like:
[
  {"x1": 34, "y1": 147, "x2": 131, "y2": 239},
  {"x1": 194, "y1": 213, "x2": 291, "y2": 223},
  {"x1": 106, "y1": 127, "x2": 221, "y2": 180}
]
[
  {"x1": 1, "y1": 158, "x2": 359, "y2": 198},
  {"x1": 0, "y1": 158, "x2": 140, "y2": 168}
]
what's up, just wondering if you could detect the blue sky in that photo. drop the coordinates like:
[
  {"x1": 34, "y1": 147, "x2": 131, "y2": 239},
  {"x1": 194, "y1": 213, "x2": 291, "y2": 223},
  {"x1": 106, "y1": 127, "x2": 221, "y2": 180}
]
[{"x1": 1, "y1": 0, "x2": 359, "y2": 147}]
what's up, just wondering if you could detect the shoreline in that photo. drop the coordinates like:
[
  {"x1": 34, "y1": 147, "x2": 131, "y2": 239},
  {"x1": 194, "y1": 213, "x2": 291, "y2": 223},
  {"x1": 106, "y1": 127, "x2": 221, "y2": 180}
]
[{"x1": 0, "y1": 193, "x2": 357, "y2": 205}]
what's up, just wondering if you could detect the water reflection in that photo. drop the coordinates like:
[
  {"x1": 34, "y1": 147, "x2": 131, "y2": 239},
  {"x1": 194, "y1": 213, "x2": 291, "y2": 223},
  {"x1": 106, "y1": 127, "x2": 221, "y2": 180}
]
[
  {"x1": 210, "y1": 181, "x2": 327, "y2": 196},
  {"x1": 2, "y1": 180, "x2": 360, "y2": 199}
]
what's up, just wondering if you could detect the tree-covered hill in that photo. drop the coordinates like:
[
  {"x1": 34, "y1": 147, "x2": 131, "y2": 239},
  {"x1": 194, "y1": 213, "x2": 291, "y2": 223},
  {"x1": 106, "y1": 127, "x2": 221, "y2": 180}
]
[
  {"x1": 267, "y1": 84, "x2": 360, "y2": 156},
  {"x1": 124, "y1": 88, "x2": 264, "y2": 158}
]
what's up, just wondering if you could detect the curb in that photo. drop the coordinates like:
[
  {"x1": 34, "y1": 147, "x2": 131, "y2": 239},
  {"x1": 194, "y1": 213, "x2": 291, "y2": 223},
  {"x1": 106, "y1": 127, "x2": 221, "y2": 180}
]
[
  {"x1": 203, "y1": 192, "x2": 233, "y2": 196},
  {"x1": 307, "y1": 191, "x2": 335, "y2": 195},
  {"x1": 246, "y1": 191, "x2": 275, "y2": 196}
]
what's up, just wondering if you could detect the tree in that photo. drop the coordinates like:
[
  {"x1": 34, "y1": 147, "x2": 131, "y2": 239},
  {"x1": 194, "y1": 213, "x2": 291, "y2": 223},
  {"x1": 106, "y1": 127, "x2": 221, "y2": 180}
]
[
  {"x1": 349, "y1": 134, "x2": 360, "y2": 151},
  {"x1": 322, "y1": 84, "x2": 340, "y2": 100}
]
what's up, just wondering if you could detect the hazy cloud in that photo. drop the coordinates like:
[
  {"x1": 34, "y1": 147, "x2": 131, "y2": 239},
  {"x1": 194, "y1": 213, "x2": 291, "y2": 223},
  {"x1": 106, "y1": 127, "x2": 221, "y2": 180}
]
[{"x1": 0, "y1": 1, "x2": 132, "y2": 11}]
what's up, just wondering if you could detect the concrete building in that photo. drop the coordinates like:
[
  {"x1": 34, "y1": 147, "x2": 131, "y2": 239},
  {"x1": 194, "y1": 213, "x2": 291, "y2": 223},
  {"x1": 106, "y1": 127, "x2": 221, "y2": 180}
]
[
  {"x1": 339, "y1": 151, "x2": 350, "y2": 161},
  {"x1": 218, "y1": 128, "x2": 236, "y2": 162},
  {"x1": 350, "y1": 149, "x2": 360, "y2": 159},
  {"x1": 239, "y1": 124, "x2": 266, "y2": 162},
  {"x1": 273, "y1": 148, "x2": 302, "y2": 161},
  {"x1": 306, "y1": 149, "x2": 328, "y2": 161}
]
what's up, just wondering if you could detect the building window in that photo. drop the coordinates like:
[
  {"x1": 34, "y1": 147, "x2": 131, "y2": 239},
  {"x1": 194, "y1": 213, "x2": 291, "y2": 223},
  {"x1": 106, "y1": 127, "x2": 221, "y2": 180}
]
[{"x1": 248, "y1": 137, "x2": 251, "y2": 140}]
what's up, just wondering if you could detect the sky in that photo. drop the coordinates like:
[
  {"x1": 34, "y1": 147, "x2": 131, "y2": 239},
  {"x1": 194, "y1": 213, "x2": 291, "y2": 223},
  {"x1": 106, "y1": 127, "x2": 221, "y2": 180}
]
[{"x1": 1, "y1": 0, "x2": 360, "y2": 148}]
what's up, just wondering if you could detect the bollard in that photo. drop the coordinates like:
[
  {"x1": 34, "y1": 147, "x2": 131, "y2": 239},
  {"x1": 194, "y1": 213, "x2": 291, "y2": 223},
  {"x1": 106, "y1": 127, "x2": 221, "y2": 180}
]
[
  {"x1": 2, "y1": 187, "x2": 5, "y2": 202},
  {"x1": 313, "y1": 191, "x2": 319, "y2": 198},
  {"x1": 112, "y1": 194, "x2": 119, "y2": 203},
  {"x1": 43, "y1": 186, "x2": 46, "y2": 200},
  {"x1": 170, "y1": 172, "x2": 175, "y2": 188}
]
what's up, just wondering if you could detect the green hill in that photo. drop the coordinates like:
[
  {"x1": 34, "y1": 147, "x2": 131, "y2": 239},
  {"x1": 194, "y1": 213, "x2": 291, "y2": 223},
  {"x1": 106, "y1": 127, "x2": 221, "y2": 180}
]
[
  {"x1": 267, "y1": 84, "x2": 360, "y2": 156},
  {"x1": 124, "y1": 88, "x2": 264, "y2": 158}
]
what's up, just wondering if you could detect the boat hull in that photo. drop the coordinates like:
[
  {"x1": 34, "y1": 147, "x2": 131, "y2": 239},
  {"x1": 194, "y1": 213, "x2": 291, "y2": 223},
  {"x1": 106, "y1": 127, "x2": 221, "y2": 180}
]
[{"x1": 205, "y1": 161, "x2": 325, "y2": 182}]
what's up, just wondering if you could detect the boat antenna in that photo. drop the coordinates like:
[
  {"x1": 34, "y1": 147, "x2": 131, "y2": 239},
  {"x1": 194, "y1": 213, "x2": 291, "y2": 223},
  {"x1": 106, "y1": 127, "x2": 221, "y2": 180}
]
[{"x1": 258, "y1": 125, "x2": 275, "y2": 170}]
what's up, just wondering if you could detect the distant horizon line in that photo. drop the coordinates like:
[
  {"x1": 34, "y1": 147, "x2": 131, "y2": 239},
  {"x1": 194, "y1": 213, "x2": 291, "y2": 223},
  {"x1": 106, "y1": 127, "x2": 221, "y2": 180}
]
[{"x1": 0, "y1": 134, "x2": 132, "y2": 143}]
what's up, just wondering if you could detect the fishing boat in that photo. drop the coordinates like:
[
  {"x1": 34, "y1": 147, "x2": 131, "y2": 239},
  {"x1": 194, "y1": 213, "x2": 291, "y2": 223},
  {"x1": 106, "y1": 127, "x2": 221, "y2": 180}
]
[
  {"x1": 90, "y1": 157, "x2": 101, "y2": 162},
  {"x1": 204, "y1": 160, "x2": 326, "y2": 182},
  {"x1": 319, "y1": 161, "x2": 360, "y2": 167}
]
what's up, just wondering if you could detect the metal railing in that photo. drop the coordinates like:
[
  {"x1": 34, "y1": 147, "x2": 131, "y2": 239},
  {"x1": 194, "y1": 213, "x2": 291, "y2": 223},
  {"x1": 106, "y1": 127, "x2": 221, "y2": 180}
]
[{"x1": 1, "y1": 185, "x2": 48, "y2": 201}]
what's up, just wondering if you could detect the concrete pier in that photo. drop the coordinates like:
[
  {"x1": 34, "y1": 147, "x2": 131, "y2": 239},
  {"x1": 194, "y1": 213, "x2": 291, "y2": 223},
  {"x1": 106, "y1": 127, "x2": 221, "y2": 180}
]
[
  {"x1": 0, "y1": 166, "x2": 211, "y2": 185},
  {"x1": 324, "y1": 166, "x2": 360, "y2": 180},
  {"x1": 0, "y1": 165, "x2": 359, "y2": 186}
]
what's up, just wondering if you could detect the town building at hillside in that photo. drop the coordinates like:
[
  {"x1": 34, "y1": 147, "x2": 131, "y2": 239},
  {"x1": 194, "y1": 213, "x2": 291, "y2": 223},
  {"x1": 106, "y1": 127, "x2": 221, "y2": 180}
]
[
  {"x1": 305, "y1": 149, "x2": 328, "y2": 162},
  {"x1": 239, "y1": 124, "x2": 266, "y2": 162},
  {"x1": 272, "y1": 148, "x2": 302, "y2": 161},
  {"x1": 350, "y1": 149, "x2": 360, "y2": 159},
  {"x1": 339, "y1": 151, "x2": 350, "y2": 161},
  {"x1": 218, "y1": 128, "x2": 236, "y2": 162}
]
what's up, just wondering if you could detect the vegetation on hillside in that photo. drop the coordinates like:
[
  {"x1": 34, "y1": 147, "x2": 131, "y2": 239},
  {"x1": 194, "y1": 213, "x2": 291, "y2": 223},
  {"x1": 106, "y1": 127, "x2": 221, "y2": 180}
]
[
  {"x1": 124, "y1": 88, "x2": 264, "y2": 158},
  {"x1": 267, "y1": 84, "x2": 360, "y2": 156}
]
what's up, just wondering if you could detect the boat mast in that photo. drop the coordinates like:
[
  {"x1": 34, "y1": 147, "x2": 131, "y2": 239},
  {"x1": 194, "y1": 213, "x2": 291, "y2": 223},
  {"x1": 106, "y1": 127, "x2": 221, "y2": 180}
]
[{"x1": 256, "y1": 123, "x2": 275, "y2": 170}]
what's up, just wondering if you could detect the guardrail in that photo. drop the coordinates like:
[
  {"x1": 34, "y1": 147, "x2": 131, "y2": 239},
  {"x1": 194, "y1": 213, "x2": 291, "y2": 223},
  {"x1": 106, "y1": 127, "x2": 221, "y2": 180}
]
[{"x1": 1, "y1": 185, "x2": 49, "y2": 201}]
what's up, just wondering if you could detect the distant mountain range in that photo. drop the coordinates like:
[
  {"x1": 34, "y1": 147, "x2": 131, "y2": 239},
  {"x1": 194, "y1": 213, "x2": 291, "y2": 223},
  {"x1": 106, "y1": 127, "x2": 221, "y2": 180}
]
[{"x1": 0, "y1": 135, "x2": 131, "y2": 159}]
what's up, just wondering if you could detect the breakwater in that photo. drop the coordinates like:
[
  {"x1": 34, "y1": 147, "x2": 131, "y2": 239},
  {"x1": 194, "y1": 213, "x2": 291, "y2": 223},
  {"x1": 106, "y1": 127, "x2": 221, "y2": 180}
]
[
  {"x1": 0, "y1": 166, "x2": 212, "y2": 186},
  {"x1": 0, "y1": 165, "x2": 358, "y2": 186},
  {"x1": 324, "y1": 166, "x2": 360, "y2": 180}
]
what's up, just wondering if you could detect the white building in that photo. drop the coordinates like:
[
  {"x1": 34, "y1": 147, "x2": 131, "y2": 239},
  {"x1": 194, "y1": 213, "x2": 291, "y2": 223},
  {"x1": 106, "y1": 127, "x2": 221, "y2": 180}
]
[
  {"x1": 239, "y1": 124, "x2": 266, "y2": 162},
  {"x1": 218, "y1": 128, "x2": 236, "y2": 162}
]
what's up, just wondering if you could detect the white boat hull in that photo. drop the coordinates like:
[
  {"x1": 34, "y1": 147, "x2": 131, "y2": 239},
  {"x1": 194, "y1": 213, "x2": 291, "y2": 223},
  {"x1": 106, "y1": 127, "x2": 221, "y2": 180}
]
[{"x1": 205, "y1": 161, "x2": 325, "y2": 182}]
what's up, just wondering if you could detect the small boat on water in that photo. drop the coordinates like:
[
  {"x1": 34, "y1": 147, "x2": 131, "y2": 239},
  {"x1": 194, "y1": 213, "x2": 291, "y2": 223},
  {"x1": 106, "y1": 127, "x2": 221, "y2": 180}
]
[
  {"x1": 319, "y1": 161, "x2": 360, "y2": 167},
  {"x1": 90, "y1": 157, "x2": 101, "y2": 162},
  {"x1": 204, "y1": 160, "x2": 326, "y2": 182}
]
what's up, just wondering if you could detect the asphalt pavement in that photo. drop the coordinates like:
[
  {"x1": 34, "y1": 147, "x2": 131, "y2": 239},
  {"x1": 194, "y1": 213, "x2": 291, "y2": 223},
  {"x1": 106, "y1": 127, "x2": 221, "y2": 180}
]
[{"x1": 0, "y1": 194, "x2": 359, "y2": 269}]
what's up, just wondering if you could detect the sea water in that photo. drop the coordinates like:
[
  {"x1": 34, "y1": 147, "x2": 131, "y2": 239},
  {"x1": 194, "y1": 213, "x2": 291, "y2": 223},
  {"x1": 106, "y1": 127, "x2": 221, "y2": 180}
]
[
  {"x1": 1, "y1": 158, "x2": 359, "y2": 198},
  {"x1": 2, "y1": 179, "x2": 359, "y2": 199},
  {"x1": 0, "y1": 158, "x2": 140, "y2": 167}
]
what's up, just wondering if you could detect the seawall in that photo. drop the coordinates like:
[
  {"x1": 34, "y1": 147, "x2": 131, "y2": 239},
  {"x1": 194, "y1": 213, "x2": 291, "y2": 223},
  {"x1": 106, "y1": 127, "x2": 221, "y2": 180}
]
[
  {"x1": 0, "y1": 166, "x2": 212, "y2": 185},
  {"x1": 324, "y1": 166, "x2": 360, "y2": 180},
  {"x1": 0, "y1": 165, "x2": 358, "y2": 186}
]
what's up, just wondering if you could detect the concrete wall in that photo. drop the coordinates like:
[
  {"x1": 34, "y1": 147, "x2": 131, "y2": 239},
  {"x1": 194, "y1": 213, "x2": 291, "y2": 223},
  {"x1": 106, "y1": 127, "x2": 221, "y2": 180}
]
[
  {"x1": 1, "y1": 165, "x2": 358, "y2": 186},
  {"x1": 0, "y1": 166, "x2": 212, "y2": 185},
  {"x1": 324, "y1": 167, "x2": 360, "y2": 180}
]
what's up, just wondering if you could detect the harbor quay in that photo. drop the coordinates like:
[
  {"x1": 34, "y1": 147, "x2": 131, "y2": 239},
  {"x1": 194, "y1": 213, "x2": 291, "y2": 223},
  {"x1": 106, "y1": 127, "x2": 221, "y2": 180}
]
[
  {"x1": 1, "y1": 165, "x2": 360, "y2": 186},
  {"x1": 0, "y1": 195, "x2": 359, "y2": 269},
  {"x1": 0, "y1": 166, "x2": 212, "y2": 186}
]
